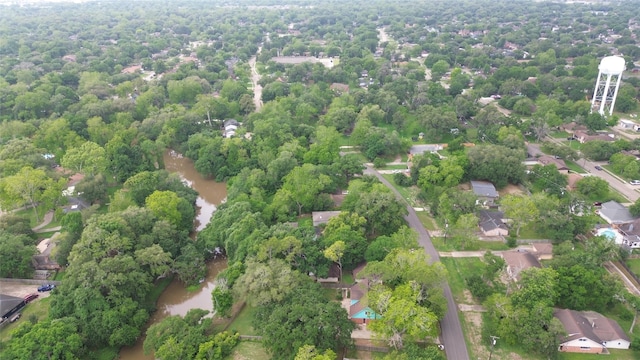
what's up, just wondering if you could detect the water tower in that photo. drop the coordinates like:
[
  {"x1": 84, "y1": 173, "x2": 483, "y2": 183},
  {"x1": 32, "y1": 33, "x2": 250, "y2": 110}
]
[{"x1": 591, "y1": 56, "x2": 626, "y2": 116}]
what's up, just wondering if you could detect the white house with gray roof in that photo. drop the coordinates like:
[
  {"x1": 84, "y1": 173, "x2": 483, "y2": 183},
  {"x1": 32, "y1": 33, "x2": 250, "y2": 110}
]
[
  {"x1": 471, "y1": 181, "x2": 499, "y2": 206},
  {"x1": 598, "y1": 201, "x2": 635, "y2": 225}
]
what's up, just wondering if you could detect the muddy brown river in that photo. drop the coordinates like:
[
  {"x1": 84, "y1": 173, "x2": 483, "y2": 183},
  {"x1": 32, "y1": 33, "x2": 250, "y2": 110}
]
[{"x1": 118, "y1": 150, "x2": 228, "y2": 360}]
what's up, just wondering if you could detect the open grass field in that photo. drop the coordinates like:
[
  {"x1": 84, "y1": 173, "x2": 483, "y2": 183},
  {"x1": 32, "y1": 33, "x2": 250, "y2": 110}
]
[
  {"x1": 225, "y1": 341, "x2": 270, "y2": 360},
  {"x1": 440, "y1": 257, "x2": 485, "y2": 303},
  {"x1": 227, "y1": 305, "x2": 258, "y2": 336},
  {"x1": 415, "y1": 211, "x2": 437, "y2": 231},
  {"x1": 431, "y1": 236, "x2": 509, "y2": 252}
]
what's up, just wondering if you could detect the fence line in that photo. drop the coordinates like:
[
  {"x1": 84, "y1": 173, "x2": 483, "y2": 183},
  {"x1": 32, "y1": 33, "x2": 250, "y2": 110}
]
[
  {"x1": 618, "y1": 261, "x2": 640, "y2": 287},
  {"x1": 354, "y1": 344, "x2": 389, "y2": 353},
  {"x1": 0, "y1": 278, "x2": 61, "y2": 285},
  {"x1": 238, "y1": 335, "x2": 262, "y2": 341}
]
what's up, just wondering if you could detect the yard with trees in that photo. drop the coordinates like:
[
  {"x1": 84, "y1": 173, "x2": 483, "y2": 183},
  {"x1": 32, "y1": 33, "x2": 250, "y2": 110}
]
[{"x1": 2, "y1": 0, "x2": 640, "y2": 359}]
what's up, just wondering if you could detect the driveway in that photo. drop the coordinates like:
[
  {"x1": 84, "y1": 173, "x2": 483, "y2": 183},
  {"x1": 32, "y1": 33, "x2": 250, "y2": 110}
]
[{"x1": 364, "y1": 165, "x2": 470, "y2": 360}]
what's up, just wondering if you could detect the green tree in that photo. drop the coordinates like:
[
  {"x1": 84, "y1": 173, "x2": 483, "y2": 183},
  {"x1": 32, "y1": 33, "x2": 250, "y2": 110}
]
[
  {"x1": 233, "y1": 258, "x2": 303, "y2": 306},
  {"x1": 61, "y1": 141, "x2": 107, "y2": 176},
  {"x1": 527, "y1": 164, "x2": 568, "y2": 197},
  {"x1": 324, "y1": 240, "x2": 346, "y2": 282},
  {"x1": 2, "y1": 318, "x2": 85, "y2": 360},
  {"x1": 369, "y1": 283, "x2": 439, "y2": 350},
  {"x1": 451, "y1": 213, "x2": 479, "y2": 250},
  {"x1": 194, "y1": 332, "x2": 240, "y2": 360},
  {"x1": 630, "y1": 198, "x2": 640, "y2": 216},
  {"x1": 255, "y1": 282, "x2": 355, "y2": 360},
  {"x1": 303, "y1": 126, "x2": 341, "y2": 165},
  {"x1": 430, "y1": 59, "x2": 450, "y2": 80},
  {"x1": 276, "y1": 164, "x2": 332, "y2": 216},
  {"x1": 345, "y1": 185, "x2": 408, "y2": 237},
  {"x1": 466, "y1": 145, "x2": 525, "y2": 188},
  {"x1": 144, "y1": 309, "x2": 213, "y2": 359},
  {"x1": 575, "y1": 176, "x2": 609, "y2": 200},
  {"x1": 75, "y1": 174, "x2": 108, "y2": 204},
  {"x1": 0, "y1": 166, "x2": 51, "y2": 222},
  {"x1": 361, "y1": 249, "x2": 447, "y2": 319},
  {"x1": 145, "y1": 190, "x2": 194, "y2": 232},
  {"x1": 294, "y1": 345, "x2": 336, "y2": 360},
  {"x1": 501, "y1": 194, "x2": 538, "y2": 236},
  {"x1": 511, "y1": 267, "x2": 559, "y2": 309},
  {"x1": 0, "y1": 231, "x2": 36, "y2": 278}
]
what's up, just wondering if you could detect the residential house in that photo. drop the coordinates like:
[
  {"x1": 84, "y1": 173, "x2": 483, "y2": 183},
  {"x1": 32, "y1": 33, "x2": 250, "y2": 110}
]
[
  {"x1": 573, "y1": 130, "x2": 615, "y2": 144},
  {"x1": 478, "y1": 210, "x2": 509, "y2": 236},
  {"x1": 567, "y1": 173, "x2": 583, "y2": 190},
  {"x1": 537, "y1": 155, "x2": 569, "y2": 171},
  {"x1": 561, "y1": 122, "x2": 588, "y2": 136},
  {"x1": 223, "y1": 119, "x2": 239, "y2": 138},
  {"x1": 32, "y1": 234, "x2": 61, "y2": 271},
  {"x1": 555, "y1": 309, "x2": 630, "y2": 353},
  {"x1": 501, "y1": 249, "x2": 541, "y2": 281},
  {"x1": 329, "y1": 83, "x2": 349, "y2": 94},
  {"x1": 312, "y1": 211, "x2": 342, "y2": 227},
  {"x1": 471, "y1": 181, "x2": 499, "y2": 207},
  {"x1": 409, "y1": 144, "x2": 444, "y2": 155},
  {"x1": 618, "y1": 119, "x2": 640, "y2": 131},
  {"x1": 598, "y1": 201, "x2": 635, "y2": 225},
  {"x1": 532, "y1": 243, "x2": 554, "y2": 260},
  {"x1": 616, "y1": 219, "x2": 640, "y2": 248},
  {"x1": 347, "y1": 264, "x2": 381, "y2": 325}
]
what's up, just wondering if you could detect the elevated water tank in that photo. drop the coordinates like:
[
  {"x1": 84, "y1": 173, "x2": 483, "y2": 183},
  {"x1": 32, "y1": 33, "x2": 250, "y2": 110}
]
[{"x1": 591, "y1": 56, "x2": 625, "y2": 116}]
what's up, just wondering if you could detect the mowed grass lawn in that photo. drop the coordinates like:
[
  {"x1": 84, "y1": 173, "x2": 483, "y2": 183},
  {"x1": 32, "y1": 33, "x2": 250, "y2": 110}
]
[
  {"x1": 440, "y1": 257, "x2": 486, "y2": 303},
  {"x1": 227, "y1": 305, "x2": 258, "y2": 336},
  {"x1": 626, "y1": 258, "x2": 640, "y2": 277},
  {"x1": 431, "y1": 236, "x2": 509, "y2": 252},
  {"x1": 224, "y1": 340, "x2": 270, "y2": 360},
  {"x1": 558, "y1": 349, "x2": 640, "y2": 360}
]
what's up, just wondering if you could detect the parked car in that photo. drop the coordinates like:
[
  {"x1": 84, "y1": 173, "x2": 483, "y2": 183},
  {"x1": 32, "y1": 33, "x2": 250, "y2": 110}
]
[
  {"x1": 37, "y1": 284, "x2": 55, "y2": 292},
  {"x1": 24, "y1": 293, "x2": 39, "y2": 303},
  {"x1": 595, "y1": 166, "x2": 603, "y2": 170},
  {"x1": 630, "y1": 180, "x2": 640, "y2": 185},
  {"x1": 9, "y1": 313, "x2": 21, "y2": 323}
]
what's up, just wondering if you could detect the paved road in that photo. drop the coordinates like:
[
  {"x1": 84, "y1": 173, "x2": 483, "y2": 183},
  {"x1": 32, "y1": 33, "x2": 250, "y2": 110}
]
[
  {"x1": 248, "y1": 49, "x2": 263, "y2": 112},
  {"x1": 364, "y1": 166, "x2": 470, "y2": 360},
  {"x1": 540, "y1": 138, "x2": 640, "y2": 202}
]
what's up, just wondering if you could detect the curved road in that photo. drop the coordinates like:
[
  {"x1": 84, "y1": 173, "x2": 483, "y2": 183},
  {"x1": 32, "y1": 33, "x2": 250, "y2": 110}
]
[{"x1": 364, "y1": 166, "x2": 470, "y2": 360}]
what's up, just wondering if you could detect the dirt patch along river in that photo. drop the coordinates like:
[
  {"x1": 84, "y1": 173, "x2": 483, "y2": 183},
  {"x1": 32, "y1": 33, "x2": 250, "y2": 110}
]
[{"x1": 118, "y1": 151, "x2": 228, "y2": 360}]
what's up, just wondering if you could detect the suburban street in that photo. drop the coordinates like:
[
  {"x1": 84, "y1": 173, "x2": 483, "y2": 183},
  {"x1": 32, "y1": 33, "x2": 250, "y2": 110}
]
[
  {"x1": 248, "y1": 49, "x2": 263, "y2": 112},
  {"x1": 364, "y1": 165, "x2": 470, "y2": 360},
  {"x1": 534, "y1": 139, "x2": 640, "y2": 202}
]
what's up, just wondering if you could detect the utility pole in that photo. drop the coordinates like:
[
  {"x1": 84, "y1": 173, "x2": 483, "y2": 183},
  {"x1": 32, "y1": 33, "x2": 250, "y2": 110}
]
[{"x1": 488, "y1": 335, "x2": 499, "y2": 360}]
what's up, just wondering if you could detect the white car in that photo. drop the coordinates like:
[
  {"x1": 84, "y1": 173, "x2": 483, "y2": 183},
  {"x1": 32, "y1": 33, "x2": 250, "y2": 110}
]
[{"x1": 630, "y1": 180, "x2": 640, "y2": 185}]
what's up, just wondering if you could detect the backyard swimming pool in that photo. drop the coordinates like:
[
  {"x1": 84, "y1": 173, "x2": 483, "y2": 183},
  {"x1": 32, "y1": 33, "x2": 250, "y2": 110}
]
[{"x1": 596, "y1": 227, "x2": 623, "y2": 245}]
